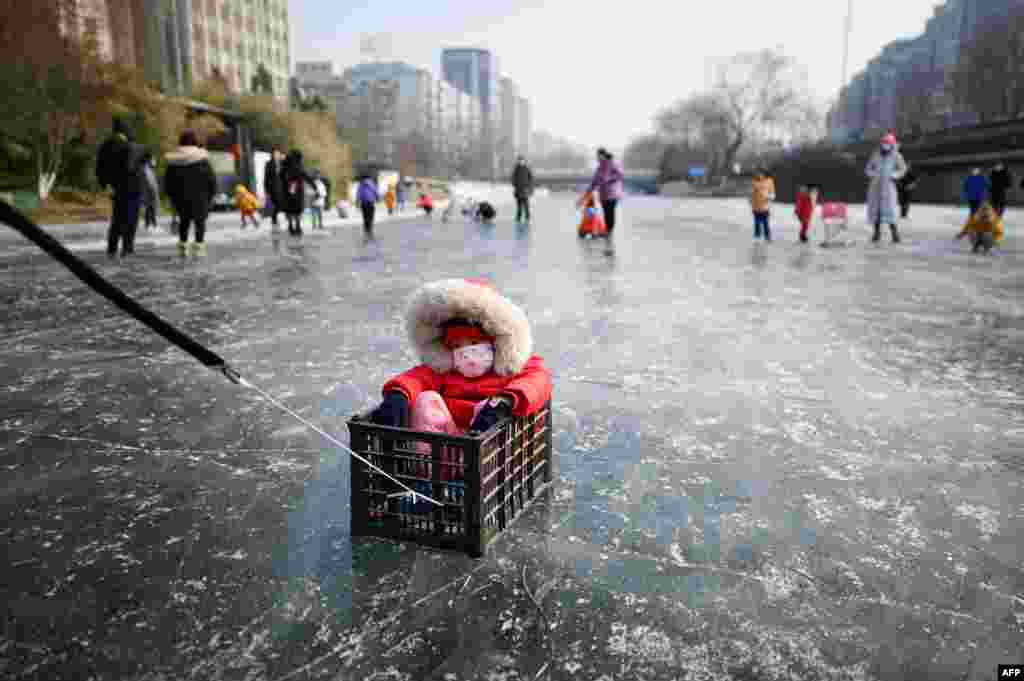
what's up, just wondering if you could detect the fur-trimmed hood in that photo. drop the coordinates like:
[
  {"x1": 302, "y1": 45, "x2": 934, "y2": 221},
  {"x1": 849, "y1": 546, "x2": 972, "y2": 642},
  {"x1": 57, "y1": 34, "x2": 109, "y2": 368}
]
[
  {"x1": 166, "y1": 146, "x2": 209, "y2": 166},
  {"x1": 405, "y1": 278, "x2": 533, "y2": 376}
]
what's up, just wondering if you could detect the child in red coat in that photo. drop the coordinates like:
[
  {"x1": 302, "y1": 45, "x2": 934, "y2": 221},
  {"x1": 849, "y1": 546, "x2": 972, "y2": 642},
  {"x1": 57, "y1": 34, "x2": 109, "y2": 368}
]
[
  {"x1": 417, "y1": 192, "x2": 434, "y2": 217},
  {"x1": 795, "y1": 185, "x2": 819, "y2": 243},
  {"x1": 370, "y1": 278, "x2": 553, "y2": 480}
]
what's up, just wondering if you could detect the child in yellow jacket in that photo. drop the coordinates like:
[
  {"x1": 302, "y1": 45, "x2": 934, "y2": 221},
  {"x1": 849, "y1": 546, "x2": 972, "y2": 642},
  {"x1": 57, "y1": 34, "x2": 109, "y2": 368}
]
[
  {"x1": 750, "y1": 170, "x2": 776, "y2": 241},
  {"x1": 957, "y1": 201, "x2": 1004, "y2": 254},
  {"x1": 235, "y1": 184, "x2": 260, "y2": 229}
]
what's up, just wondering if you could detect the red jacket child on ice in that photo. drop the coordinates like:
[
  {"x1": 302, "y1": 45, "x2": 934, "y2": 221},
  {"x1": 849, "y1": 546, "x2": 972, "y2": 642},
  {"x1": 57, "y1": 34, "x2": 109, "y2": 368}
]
[
  {"x1": 370, "y1": 279, "x2": 553, "y2": 463},
  {"x1": 795, "y1": 185, "x2": 819, "y2": 243}
]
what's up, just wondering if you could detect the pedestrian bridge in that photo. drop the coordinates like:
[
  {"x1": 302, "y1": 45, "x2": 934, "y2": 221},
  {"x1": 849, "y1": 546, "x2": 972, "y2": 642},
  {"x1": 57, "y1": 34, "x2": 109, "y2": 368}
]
[{"x1": 532, "y1": 168, "x2": 660, "y2": 195}]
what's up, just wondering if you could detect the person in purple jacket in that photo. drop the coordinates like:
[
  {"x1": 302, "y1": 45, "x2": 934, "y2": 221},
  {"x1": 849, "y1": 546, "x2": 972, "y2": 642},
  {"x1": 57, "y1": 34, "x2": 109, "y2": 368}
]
[
  {"x1": 357, "y1": 174, "x2": 380, "y2": 238},
  {"x1": 577, "y1": 148, "x2": 625, "y2": 254}
]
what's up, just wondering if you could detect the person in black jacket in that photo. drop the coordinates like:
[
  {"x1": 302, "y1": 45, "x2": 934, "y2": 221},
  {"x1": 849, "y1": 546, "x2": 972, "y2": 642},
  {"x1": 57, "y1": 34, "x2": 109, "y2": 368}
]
[
  {"x1": 164, "y1": 130, "x2": 218, "y2": 257},
  {"x1": 989, "y1": 161, "x2": 1013, "y2": 218},
  {"x1": 511, "y1": 156, "x2": 534, "y2": 222},
  {"x1": 897, "y1": 164, "x2": 918, "y2": 219},
  {"x1": 281, "y1": 149, "x2": 317, "y2": 236},
  {"x1": 95, "y1": 117, "x2": 146, "y2": 257},
  {"x1": 263, "y1": 146, "x2": 285, "y2": 228}
]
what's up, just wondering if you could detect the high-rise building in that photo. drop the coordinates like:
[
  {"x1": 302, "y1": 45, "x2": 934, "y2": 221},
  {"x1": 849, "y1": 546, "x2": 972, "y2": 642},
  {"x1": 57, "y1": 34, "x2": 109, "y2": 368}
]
[
  {"x1": 189, "y1": 0, "x2": 291, "y2": 98},
  {"x1": 498, "y1": 77, "x2": 519, "y2": 174},
  {"x1": 442, "y1": 48, "x2": 499, "y2": 177},
  {"x1": 828, "y1": 0, "x2": 1018, "y2": 141},
  {"x1": 517, "y1": 96, "x2": 531, "y2": 159},
  {"x1": 294, "y1": 59, "x2": 482, "y2": 172},
  {"x1": 68, "y1": 0, "x2": 291, "y2": 99}
]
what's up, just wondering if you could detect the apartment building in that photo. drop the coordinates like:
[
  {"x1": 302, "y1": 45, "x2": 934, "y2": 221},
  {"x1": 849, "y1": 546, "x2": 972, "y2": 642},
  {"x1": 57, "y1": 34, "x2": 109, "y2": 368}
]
[
  {"x1": 829, "y1": 0, "x2": 1018, "y2": 141},
  {"x1": 190, "y1": 0, "x2": 291, "y2": 97},
  {"x1": 295, "y1": 59, "x2": 484, "y2": 171},
  {"x1": 68, "y1": 0, "x2": 292, "y2": 98}
]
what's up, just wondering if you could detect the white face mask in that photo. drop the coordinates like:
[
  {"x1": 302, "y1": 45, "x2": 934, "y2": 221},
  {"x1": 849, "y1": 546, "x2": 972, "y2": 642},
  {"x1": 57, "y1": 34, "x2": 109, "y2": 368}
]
[{"x1": 453, "y1": 343, "x2": 494, "y2": 378}]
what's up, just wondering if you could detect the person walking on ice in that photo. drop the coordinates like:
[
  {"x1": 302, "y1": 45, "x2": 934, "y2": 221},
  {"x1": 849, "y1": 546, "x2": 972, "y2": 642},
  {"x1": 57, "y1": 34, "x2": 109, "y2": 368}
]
[
  {"x1": 750, "y1": 169, "x2": 776, "y2": 241},
  {"x1": 866, "y1": 133, "x2": 907, "y2": 244},
  {"x1": 141, "y1": 152, "x2": 160, "y2": 230},
  {"x1": 577, "y1": 148, "x2": 624, "y2": 255},
  {"x1": 989, "y1": 161, "x2": 1013, "y2": 218},
  {"x1": 234, "y1": 184, "x2": 260, "y2": 229},
  {"x1": 511, "y1": 156, "x2": 534, "y2": 223},
  {"x1": 310, "y1": 171, "x2": 327, "y2": 230},
  {"x1": 357, "y1": 174, "x2": 379, "y2": 239},
  {"x1": 164, "y1": 130, "x2": 217, "y2": 257},
  {"x1": 962, "y1": 167, "x2": 988, "y2": 221}
]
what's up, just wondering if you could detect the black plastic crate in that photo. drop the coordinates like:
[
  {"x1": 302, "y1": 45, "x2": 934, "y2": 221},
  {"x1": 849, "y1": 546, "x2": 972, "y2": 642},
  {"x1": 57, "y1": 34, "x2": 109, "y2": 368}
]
[{"x1": 347, "y1": 400, "x2": 552, "y2": 557}]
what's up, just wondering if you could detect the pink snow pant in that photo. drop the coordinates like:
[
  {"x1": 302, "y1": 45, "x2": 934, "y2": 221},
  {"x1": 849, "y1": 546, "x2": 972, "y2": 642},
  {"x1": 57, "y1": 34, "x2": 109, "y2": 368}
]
[{"x1": 410, "y1": 391, "x2": 485, "y2": 481}]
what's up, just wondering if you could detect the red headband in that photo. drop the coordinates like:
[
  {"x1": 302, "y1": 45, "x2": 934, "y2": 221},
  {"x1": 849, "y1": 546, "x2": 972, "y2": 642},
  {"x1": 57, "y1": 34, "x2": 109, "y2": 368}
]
[{"x1": 443, "y1": 324, "x2": 494, "y2": 349}]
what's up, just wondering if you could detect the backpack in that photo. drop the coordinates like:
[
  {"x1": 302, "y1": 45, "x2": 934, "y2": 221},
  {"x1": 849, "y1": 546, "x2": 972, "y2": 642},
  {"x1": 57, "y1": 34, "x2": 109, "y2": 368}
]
[{"x1": 122, "y1": 143, "x2": 147, "y2": 192}]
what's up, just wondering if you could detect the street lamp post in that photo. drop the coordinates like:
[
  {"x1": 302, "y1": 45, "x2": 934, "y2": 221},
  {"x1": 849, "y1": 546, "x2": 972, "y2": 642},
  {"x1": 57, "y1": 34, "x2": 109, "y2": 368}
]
[{"x1": 840, "y1": 0, "x2": 853, "y2": 94}]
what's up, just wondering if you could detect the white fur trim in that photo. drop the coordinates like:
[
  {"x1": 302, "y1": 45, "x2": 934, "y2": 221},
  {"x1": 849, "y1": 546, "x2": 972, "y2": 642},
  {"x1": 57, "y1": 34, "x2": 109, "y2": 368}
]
[
  {"x1": 165, "y1": 146, "x2": 209, "y2": 166},
  {"x1": 404, "y1": 279, "x2": 533, "y2": 376}
]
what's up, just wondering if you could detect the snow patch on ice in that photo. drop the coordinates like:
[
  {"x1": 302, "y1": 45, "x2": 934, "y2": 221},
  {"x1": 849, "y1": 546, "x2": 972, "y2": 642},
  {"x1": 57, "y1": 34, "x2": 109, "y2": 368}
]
[
  {"x1": 855, "y1": 496, "x2": 887, "y2": 512},
  {"x1": 802, "y1": 493, "x2": 837, "y2": 525},
  {"x1": 955, "y1": 503, "x2": 1000, "y2": 540},
  {"x1": 607, "y1": 623, "x2": 676, "y2": 663}
]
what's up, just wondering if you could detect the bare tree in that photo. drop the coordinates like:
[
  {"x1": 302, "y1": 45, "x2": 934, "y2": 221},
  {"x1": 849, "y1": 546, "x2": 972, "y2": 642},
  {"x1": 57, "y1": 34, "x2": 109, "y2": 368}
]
[
  {"x1": 655, "y1": 48, "x2": 818, "y2": 179},
  {"x1": 624, "y1": 135, "x2": 669, "y2": 170}
]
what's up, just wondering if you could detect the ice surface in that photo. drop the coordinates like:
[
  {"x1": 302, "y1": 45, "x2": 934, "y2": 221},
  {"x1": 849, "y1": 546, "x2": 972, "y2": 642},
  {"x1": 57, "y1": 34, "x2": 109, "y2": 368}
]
[{"x1": 0, "y1": 195, "x2": 1021, "y2": 679}]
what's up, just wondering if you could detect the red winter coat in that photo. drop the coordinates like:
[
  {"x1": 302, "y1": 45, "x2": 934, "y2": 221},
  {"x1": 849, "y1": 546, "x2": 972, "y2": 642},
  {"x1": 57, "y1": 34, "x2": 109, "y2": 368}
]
[
  {"x1": 383, "y1": 355, "x2": 552, "y2": 430},
  {"x1": 795, "y1": 192, "x2": 815, "y2": 223}
]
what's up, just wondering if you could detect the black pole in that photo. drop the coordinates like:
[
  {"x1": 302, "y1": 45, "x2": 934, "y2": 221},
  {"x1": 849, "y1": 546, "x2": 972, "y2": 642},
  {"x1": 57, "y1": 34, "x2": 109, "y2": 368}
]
[{"x1": 0, "y1": 200, "x2": 237, "y2": 380}]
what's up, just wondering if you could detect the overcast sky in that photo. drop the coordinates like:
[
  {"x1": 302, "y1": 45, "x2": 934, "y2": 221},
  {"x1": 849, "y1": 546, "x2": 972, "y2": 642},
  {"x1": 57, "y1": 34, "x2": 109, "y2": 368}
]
[{"x1": 290, "y1": 0, "x2": 943, "y2": 153}]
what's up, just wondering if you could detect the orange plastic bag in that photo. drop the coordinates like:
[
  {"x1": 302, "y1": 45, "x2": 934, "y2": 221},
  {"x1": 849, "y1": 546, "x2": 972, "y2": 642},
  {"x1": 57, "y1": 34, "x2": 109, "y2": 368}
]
[{"x1": 578, "y1": 192, "x2": 607, "y2": 237}]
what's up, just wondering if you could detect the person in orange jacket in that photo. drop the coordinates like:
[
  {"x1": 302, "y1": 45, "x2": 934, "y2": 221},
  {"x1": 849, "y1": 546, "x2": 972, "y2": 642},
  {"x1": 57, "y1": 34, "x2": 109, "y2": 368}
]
[
  {"x1": 384, "y1": 185, "x2": 397, "y2": 215},
  {"x1": 370, "y1": 278, "x2": 553, "y2": 479},
  {"x1": 234, "y1": 184, "x2": 260, "y2": 229},
  {"x1": 751, "y1": 169, "x2": 776, "y2": 241},
  {"x1": 956, "y1": 201, "x2": 1004, "y2": 254}
]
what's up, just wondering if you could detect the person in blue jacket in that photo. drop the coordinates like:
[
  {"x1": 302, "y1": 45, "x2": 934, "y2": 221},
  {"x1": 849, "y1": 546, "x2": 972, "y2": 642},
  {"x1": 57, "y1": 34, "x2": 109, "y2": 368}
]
[{"x1": 962, "y1": 168, "x2": 989, "y2": 219}]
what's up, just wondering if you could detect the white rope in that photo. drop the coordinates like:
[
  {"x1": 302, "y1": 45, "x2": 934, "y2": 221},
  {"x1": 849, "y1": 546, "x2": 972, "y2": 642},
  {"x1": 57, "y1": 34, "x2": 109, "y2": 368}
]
[{"x1": 233, "y1": 375, "x2": 443, "y2": 507}]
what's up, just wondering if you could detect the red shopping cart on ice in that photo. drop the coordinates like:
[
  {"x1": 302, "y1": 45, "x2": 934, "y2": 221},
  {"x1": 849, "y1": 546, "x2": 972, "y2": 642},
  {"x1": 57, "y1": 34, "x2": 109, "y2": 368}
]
[{"x1": 819, "y1": 202, "x2": 850, "y2": 247}]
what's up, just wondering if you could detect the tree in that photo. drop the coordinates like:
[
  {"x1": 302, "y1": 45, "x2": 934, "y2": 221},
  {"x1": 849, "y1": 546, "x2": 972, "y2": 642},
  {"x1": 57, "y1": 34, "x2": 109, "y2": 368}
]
[
  {"x1": 655, "y1": 49, "x2": 819, "y2": 179},
  {"x1": 624, "y1": 135, "x2": 669, "y2": 170},
  {"x1": 251, "y1": 63, "x2": 274, "y2": 95},
  {"x1": 297, "y1": 95, "x2": 328, "y2": 113},
  {"x1": 0, "y1": 0, "x2": 114, "y2": 199},
  {"x1": 237, "y1": 93, "x2": 289, "y2": 150},
  {"x1": 950, "y1": 8, "x2": 1024, "y2": 123}
]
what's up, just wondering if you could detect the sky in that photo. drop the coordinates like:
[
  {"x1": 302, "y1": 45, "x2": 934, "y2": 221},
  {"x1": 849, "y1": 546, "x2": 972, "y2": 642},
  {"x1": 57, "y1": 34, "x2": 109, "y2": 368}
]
[{"x1": 290, "y1": 0, "x2": 944, "y2": 154}]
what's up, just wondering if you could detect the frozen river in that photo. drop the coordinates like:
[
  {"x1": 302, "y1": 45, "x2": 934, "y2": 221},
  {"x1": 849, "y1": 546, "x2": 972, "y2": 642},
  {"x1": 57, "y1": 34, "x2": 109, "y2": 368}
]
[{"x1": 1, "y1": 195, "x2": 1022, "y2": 679}]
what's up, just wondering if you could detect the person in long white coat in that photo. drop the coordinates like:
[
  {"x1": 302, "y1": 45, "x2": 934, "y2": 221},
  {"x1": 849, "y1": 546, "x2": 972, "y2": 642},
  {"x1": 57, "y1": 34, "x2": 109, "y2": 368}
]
[{"x1": 865, "y1": 132, "x2": 908, "y2": 244}]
